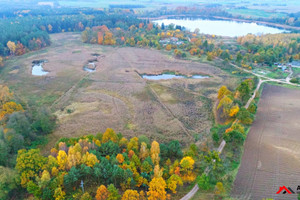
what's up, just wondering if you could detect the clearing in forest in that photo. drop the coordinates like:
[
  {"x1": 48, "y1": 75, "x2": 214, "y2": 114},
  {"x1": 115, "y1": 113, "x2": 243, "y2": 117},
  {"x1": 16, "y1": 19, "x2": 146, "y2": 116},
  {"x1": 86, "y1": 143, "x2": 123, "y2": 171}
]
[{"x1": 1, "y1": 33, "x2": 238, "y2": 151}]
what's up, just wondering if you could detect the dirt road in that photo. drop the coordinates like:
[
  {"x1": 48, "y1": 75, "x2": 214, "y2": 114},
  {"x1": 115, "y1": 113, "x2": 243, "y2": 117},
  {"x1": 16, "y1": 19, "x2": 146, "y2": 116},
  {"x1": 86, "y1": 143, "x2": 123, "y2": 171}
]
[{"x1": 232, "y1": 84, "x2": 300, "y2": 200}]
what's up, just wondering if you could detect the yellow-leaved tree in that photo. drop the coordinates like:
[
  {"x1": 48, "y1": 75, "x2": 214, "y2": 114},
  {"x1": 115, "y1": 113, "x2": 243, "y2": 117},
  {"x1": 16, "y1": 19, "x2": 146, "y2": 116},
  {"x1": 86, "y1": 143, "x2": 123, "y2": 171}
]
[
  {"x1": 57, "y1": 150, "x2": 68, "y2": 170},
  {"x1": 0, "y1": 85, "x2": 13, "y2": 105},
  {"x1": 102, "y1": 128, "x2": 118, "y2": 143},
  {"x1": 167, "y1": 174, "x2": 183, "y2": 193},
  {"x1": 7, "y1": 41, "x2": 16, "y2": 55},
  {"x1": 147, "y1": 177, "x2": 167, "y2": 200},
  {"x1": 0, "y1": 101, "x2": 23, "y2": 120},
  {"x1": 139, "y1": 142, "x2": 149, "y2": 160},
  {"x1": 229, "y1": 105, "x2": 240, "y2": 117},
  {"x1": 180, "y1": 156, "x2": 196, "y2": 183},
  {"x1": 150, "y1": 141, "x2": 160, "y2": 165},
  {"x1": 217, "y1": 85, "x2": 231, "y2": 100},
  {"x1": 81, "y1": 152, "x2": 99, "y2": 167},
  {"x1": 122, "y1": 190, "x2": 140, "y2": 200}
]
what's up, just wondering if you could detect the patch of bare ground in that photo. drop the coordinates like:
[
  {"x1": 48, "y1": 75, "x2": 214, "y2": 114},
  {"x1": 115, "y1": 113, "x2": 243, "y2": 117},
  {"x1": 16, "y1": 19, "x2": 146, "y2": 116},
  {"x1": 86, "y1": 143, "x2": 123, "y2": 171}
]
[
  {"x1": 1, "y1": 33, "x2": 238, "y2": 152},
  {"x1": 232, "y1": 84, "x2": 300, "y2": 200}
]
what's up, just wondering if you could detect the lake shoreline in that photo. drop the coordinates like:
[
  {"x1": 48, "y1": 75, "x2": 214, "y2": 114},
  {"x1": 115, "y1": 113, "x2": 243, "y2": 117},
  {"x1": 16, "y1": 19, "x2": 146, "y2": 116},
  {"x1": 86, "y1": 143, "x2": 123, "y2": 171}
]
[
  {"x1": 153, "y1": 17, "x2": 287, "y2": 37},
  {"x1": 141, "y1": 15, "x2": 300, "y2": 32}
]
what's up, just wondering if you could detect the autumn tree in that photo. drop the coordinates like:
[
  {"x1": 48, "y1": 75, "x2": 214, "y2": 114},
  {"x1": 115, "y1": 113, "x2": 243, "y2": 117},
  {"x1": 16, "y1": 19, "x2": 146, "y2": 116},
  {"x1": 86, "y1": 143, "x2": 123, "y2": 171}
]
[
  {"x1": 15, "y1": 42, "x2": 26, "y2": 56},
  {"x1": 54, "y1": 187, "x2": 65, "y2": 200},
  {"x1": 217, "y1": 96, "x2": 233, "y2": 119},
  {"x1": 229, "y1": 105, "x2": 240, "y2": 117},
  {"x1": 217, "y1": 86, "x2": 231, "y2": 100},
  {"x1": 104, "y1": 32, "x2": 116, "y2": 45},
  {"x1": 127, "y1": 137, "x2": 139, "y2": 152},
  {"x1": 147, "y1": 177, "x2": 167, "y2": 200},
  {"x1": 116, "y1": 154, "x2": 124, "y2": 164},
  {"x1": 98, "y1": 32, "x2": 104, "y2": 45},
  {"x1": 16, "y1": 149, "x2": 47, "y2": 187},
  {"x1": 165, "y1": 44, "x2": 172, "y2": 51},
  {"x1": 122, "y1": 189, "x2": 139, "y2": 200},
  {"x1": 215, "y1": 182, "x2": 226, "y2": 196},
  {"x1": 150, "y1": 141, "x2": 160, "y2": 165},
  {"x1": 96, "y1": 185, "x2": 109, "y2": 200},
  {"x1": 180, "y1": 156, "x2": 196, "y2": 182},
  {"x1": 102, "y1": 128, "x2": 118, "y2": 143},
  {"x1": 167, "y1": 174, "x2": 183, "y2": 193},
  {"x1": 0, "y1": 85, "x2": 13, "y2": 105},
  {"x1": 139, "y1": 142, "x2": 149, "y2": 160},
  {"x1": 67, "y1": 144, "x2": 82, "y2": 169},
  {"x1": 81, "y1": 152, "x2": 99, "y2": 167},
  {"x1": 0, "y1": 101, "x2": 23, "y2": 120},
  {"x1": 7, "y1": 41, "x2": 16, "y2": 55},
  {"x1": 153, "y1": 165, "x2": 163, "y2": 178},
  {"x1": 57, "y1": 150, "x2": 68, "y2": 170}
]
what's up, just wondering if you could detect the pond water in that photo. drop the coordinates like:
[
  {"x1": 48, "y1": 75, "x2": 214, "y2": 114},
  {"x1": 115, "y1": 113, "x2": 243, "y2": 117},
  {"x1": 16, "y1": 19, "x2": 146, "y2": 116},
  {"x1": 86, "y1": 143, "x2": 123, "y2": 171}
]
[
  {"x1": 83, "y1": 66, "x2": 95, "y2": 72},
  {"x1": 83, "y1": 62, "x2": 96, "y2": 72},
  {"x1": 142, "y1": 73, "x2": 209, "y2": 80},
  {"x1": 32, "y1": 60, "x2": 49, "y2": 76},
  {"x1": 153, "y1": 18, "x2": 287, "y2": 37}
]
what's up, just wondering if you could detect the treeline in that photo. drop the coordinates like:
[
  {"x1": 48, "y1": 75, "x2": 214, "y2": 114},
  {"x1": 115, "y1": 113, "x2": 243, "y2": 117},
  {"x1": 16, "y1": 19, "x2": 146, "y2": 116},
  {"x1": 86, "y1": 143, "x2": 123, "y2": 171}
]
[
  {"x1": 139, "y1": 6, "x2": 233, "y2": 18},
  {"x1": 0, "y1": 11, "x2": 143, "y2": 59},
  {"x1": 81, "y1": 20, "x2": 230, "y2": 62},
  {"x1": 237, "y1": 33, "x2": 300, "y2": 65}
]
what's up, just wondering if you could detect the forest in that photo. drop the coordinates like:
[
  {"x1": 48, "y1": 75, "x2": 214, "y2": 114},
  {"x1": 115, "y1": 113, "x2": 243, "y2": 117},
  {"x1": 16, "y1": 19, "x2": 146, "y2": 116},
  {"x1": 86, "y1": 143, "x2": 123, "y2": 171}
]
[
  {"x1": 0, "y1": 9, "x2": 143, "y2": 63},
  {"x1": 0, "y1": 3, "x2": 300, "y2": 200}
]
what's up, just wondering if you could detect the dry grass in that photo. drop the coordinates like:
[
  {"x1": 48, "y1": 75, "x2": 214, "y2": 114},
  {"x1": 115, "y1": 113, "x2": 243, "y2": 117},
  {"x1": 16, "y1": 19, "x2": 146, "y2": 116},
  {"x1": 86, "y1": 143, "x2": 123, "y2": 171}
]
[{"x1": 1, "y1": 33, "x2": 239, "y2": 153}]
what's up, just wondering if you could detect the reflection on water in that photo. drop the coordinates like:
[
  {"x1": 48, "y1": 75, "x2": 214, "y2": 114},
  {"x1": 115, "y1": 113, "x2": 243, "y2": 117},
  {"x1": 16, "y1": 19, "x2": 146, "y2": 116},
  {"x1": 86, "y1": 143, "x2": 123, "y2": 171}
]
[
  {"x1": 142, "y1": 73, "x2": 209, "y2": 80},
  {"x1": 153, "y1": 18, "x2": 287, "y2": 37}
]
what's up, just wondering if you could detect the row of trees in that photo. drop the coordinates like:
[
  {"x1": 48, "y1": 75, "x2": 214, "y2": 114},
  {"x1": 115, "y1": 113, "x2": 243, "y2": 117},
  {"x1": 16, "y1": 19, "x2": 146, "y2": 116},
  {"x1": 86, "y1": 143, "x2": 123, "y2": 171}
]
[{"x1": 214, "y1": 79, "x2": 257, "y2": 147}]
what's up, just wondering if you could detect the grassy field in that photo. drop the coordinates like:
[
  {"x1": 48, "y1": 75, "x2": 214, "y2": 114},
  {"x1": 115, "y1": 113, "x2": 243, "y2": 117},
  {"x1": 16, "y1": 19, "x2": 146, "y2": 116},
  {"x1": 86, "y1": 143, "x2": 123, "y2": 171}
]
[{"x1": 1, "y1": 32, "x2": 240, "y2": 153}]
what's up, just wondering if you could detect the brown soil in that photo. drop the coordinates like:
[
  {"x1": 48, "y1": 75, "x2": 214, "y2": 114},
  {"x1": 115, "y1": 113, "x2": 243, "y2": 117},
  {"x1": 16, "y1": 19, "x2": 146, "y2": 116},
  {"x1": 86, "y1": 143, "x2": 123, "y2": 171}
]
[{"x1": 232, "y1": 84, "x2": 300, "y2": 200}]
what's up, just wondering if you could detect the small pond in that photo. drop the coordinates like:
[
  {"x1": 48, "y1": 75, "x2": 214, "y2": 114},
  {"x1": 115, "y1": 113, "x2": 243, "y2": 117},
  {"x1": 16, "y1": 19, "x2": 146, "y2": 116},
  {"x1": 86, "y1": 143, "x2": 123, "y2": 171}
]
[
  {"x1": 83, "y1": 62, "x2": 96, "y2": 72},
  {"x1": 142, "y1": 73, "x2": 209, "y2": 80},
  {"x1": 32, "y1": 60, "x2": 49, "y2": 76}
]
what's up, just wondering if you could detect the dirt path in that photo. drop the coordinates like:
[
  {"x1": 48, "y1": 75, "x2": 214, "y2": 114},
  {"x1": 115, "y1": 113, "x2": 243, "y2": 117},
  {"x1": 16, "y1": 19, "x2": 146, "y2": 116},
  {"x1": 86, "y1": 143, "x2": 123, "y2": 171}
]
[
  {"x1": 245, "y1": 78, "x2": 265, "y2": 109},
  {"x1": 180, "y1": 139, "x2": 227, "y2": 200},
  {"x1": 285, "y1": 66, "x2": 293, "y2": 83},
  {"x1": 147, "y1": 84, "x2": 192, "y2": 139}
]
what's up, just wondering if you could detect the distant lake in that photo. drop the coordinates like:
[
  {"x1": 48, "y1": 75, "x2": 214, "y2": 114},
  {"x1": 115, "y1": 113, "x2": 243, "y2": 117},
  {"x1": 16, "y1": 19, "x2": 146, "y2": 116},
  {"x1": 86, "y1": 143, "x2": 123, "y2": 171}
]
[{"x1": 153, "y1": 18, "x2": 288, "y2": 37}]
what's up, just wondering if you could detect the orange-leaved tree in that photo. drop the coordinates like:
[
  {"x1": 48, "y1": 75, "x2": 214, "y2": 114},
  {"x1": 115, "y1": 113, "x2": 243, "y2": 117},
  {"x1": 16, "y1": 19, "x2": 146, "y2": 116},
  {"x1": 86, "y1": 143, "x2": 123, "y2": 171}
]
[{"x1": 95, "y1": 185, "x2": 109, "y2": 200}]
